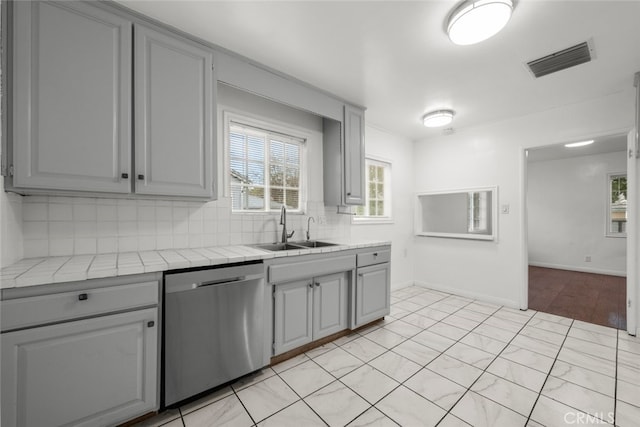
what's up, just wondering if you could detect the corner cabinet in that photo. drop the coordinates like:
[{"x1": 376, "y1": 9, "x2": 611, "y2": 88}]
[
  {"x1": 8, "y1": 1, "x2": 216, "y2": 199},
  {"x1": 134, "y1": 24, "x2": 215, "y2": 198},
  {"x1": 323, "y1": 104, "x2": 366, "y2": 206},
  {"x1": 273, "y1": 272, "x2": 349, "y2": 355},
  {"x1": 10, "y1": 1, "x2": 133, "y2": 193},
  {"x1": 1, "y1": 279, "x2": 159, "y2": 427}
]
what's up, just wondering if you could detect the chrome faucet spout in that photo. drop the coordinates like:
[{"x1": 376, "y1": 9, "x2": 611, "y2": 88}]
[
  {"x1": 280, "y1": 206, "x2": 294, "y2": 243},
  {"x1": 306, "y1": 216, "x2": 315, "y2": 241}
]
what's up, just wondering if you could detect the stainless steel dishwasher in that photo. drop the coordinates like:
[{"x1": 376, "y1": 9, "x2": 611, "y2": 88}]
[{"x1": 164, "y1": 262, "x2": 264, "y2": 407}]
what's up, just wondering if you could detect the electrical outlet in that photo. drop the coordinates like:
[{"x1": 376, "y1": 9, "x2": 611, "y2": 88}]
[
  {"x1": 318, "y1": 215, "x2": 327, "y2": 225},
  {"x1": 585, "y1": 256, "x2": 592, "y2": 262}
]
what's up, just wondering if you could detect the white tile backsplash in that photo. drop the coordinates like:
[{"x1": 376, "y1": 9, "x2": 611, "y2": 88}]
[{"x1": 16, "y1": 195, "x2": 350, "y2": 259}]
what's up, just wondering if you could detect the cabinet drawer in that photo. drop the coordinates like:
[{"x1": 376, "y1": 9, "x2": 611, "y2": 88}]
[
  {"x1": 1, "y1": 281, "x2": 158, "y2": 332},
  {"x1": 357, "y1": 249, "x2": 391, "y2": 267}
]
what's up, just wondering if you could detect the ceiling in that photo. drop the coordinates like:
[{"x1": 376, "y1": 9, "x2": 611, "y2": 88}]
[
  {"x1": 118, "y1": 1, "x2": 640, "y2": 141},
  {"x1": 526, "y1": 132, "x2": 628, "y2": 163}
]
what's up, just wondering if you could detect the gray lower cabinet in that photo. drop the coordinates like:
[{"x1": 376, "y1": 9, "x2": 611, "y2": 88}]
[
  {"x1": 134, "y1": 24, "x2": 215, "y2": 198},
  {"x1": 0, "y1": 279, "x2": 159, "y2": 427},
  {"x1": 274, "y1": 271, "x2": 349, "y2": 355},
  {"x1": 355, "y1": 263, "x2": 391, "y2": 327},
  {"x1": 10, "y1": 1, "x2": 132, "y2": 193},
  {"x1": 354, "y1": 247, "x2": 391, "y2": 328},
  {"x1": 1, "y1": 310, "x2": 157, "y2": 427}
]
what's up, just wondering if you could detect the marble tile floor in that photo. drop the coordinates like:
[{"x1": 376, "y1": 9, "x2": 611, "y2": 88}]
[{"x1": 134, "y1": 285, "x2": 640, "y2": 427}]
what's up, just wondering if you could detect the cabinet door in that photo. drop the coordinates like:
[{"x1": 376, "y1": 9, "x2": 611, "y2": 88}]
[
  {"x1": 273, "y1": 280, "x2": 313, "y2": 355},
  {"x1": 134, "y1": 24, "x2": 214, "y2": 198},
  {"x1": 1, "y1": 309, "x2": 158, "y2": 427},
  {"x1": 343, "y1": 105, "x2": 365, "y2": 205},
  {"x1": 313, "y1": 272, "x2": 349, "y2": 340},
  {"x1": 12, "y1": 1, "x2": 132, "y2": 193},
  {"x1": 355, "y1": 263, "x2": 390, "y2": 327}
]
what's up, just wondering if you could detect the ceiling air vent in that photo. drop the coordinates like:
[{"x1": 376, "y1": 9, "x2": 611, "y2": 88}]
[{"x1": 526, "y1": 41, "x2": 593, "y2": 78}]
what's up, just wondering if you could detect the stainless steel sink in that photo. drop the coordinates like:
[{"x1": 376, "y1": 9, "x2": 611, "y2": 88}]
[
  {"x1": 290, "y1": 240, "x2": 338, "y2": 248},
  {"x1": 254, "y1": 241, "x2": 338, "y2": 251},
  {"x1": 254, "y1": 243, "x2": 305, "y2": 251}
]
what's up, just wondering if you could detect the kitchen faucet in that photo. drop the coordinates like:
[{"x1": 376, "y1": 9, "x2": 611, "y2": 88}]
[
  {"x1": 306, "y1": 216, "x2": 315, "y2": 241},
  {"x1": 280, "y1": 205, "x2": 295, "y2": 244}
]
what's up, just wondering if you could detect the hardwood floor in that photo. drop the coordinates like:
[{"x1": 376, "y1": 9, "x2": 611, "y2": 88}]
[{"x1": 528, "y1": 266, "x2": 626, "y2": 330}]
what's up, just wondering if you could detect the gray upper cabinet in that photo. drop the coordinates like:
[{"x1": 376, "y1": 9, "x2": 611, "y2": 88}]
[
  {"x1": 134, "y1": 24, "x2": 215, "y2": 198},
  {"x1": 323, "y1": 104, "x2": 365, "y2": 206},
  {"x1": 11, "y1": 1, "x2": 132, "y2": 193},
  {"x1": 9, "y1": 2, "x2": 216, "y2": 199},
  {"x1": 343, "y1": 105, "x2": 365, "y2": 205}
]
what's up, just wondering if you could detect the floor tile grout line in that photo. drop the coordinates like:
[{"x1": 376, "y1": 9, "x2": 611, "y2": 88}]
[
  {"x1": 230, "y1": 386, "x2": 258, "y2": 426},
  {"x1": 525, "y1": 317, "x2": 573, "y2": 426},
  {"x1": 435, "y1": 303, "x2": 542, "y2": 425}
]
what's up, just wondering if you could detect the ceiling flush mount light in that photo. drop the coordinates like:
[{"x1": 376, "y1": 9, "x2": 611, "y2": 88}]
[
  {"x1": 423, "y1": 110, "x2": 455, "y2": 127},
  {"x1": 447, "y1": 0, "x2": 514, "y2": 45},
  {"x1": 564, "y1": 140, "x2": 594, "y2": 148}
]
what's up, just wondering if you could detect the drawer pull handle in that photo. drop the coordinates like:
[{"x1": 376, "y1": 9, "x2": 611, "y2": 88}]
[
  {"x1": 121, "y1": 173, "x2": 128, "y2": 179},
  {"x1": 147, "y1": 321, "x2": 155, "y2": 328},
  {"x1": 373, "y1": 253, "x2": 378, "y2": 256},
  {"x1": 138, "y1": 174, "x2": 145, "y2": 180},
  {"x1": 78, "y1": 293, "x2": 88, "y2": 301},
  {"x1": 315, "y1": 282, "x2": 320, "y2": 287}
]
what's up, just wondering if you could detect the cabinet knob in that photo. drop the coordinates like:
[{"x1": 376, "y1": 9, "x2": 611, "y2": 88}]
[
  {"x1": 78, "y1": 293, "x2": 88, "y2": 301},
  {"x1": 308, "y1": 283, "x2": 314, "y2": 289},
  {"x1": 147, "y1": 321, "x2": 155, "y2": 328},
  {"x1": 373, "y1": 253, "x2": 378, "y2": 257},
  {"x1": 121, "y1": 173, "x2": 129, "y2": 179},
  {"x1": 347, "y1": 192, "x2": 352, "y2": 196},
  {"x1": 138, "y1": 174, "x2": 145, "y2": 180}
]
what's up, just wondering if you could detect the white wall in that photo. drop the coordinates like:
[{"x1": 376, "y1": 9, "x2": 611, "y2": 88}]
[
  {"x1": 528, "y1": 151, "x2": 627, "y2": 276},
  {"x1": 413, "y1": 89, "x2": 635, "y2": 308},
  {"x1": 351, "y1": 125, "x2": 414, "y2": 289}
]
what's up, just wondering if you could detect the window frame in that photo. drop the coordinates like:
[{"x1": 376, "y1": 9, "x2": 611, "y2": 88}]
[
  {"x1": 352, "y1": 156, "x2": 393, "y2": 224},
  {"x1": 223, "y1": 110, "x2": 309, "y2": 215},
  {"x1": 606, "y1": 172, "x2": 627, "y2": 238}
]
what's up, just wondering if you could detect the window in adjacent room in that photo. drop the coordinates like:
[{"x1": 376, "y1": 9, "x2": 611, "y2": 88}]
[
  {"x1": 354, "y1": 157, "x2": 392, "y2": 223},
  {"x1": 227, "y1": 119, "x2": 305, "y2": 213},
  {"x1": 468, "y1": 191, "x2": 489, "y2": 233},
  {"x1": 607, "y1": 173, "x2": 627, "y2": 237}
]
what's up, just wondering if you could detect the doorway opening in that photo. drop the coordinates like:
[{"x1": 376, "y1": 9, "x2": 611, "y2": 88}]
[{"x1": 526, "y1": 134, "x2": 628, "y2": 329}]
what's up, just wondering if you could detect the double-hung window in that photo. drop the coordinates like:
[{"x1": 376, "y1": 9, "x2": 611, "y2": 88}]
[
  {"x1": 354, "y1": 157, "x2": 392, "y2": 223},
  {"x1": 228, "y1": 121, "x2": 304, "y2": 213},
  {"x1": 607, "y1": 173, "x2": 627, "y2": 236}
]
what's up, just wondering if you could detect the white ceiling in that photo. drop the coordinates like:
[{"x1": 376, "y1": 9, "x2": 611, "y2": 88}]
[
  {"x1": 526, "y1": 132, "x2": 628, "y2": 162},
  {"x1": 119, "y1": 0, "x2": 640, "y2": 141}
]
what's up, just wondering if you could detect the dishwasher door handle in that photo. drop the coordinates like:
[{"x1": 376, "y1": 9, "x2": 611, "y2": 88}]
[{"x1": 196, "y1": 277, "x2": 246, "y2": 288}]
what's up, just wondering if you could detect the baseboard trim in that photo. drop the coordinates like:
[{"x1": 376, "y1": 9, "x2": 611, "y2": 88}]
[
  {"x1": 528, "y1": 262, "x2": 626, "y2": 277},
  {"x1": 414, "y1": 280, "x2": 519, "y2": 309},
  {"x1": 391, "y1": 280, "x2": 415, "y2": 291}
]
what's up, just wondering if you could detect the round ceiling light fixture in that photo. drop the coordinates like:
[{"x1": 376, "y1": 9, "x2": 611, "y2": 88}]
[
  {"x1": 447, "y1": 0, "x2": 514, "y2": 46},
  {"x1": 422, "y1": 110, "x2": 455, "y2": 128}
]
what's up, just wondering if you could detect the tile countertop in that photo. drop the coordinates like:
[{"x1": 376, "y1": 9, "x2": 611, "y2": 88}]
[{"x1": 0, "y1": 239, "x2": 391, "y2": 290}]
